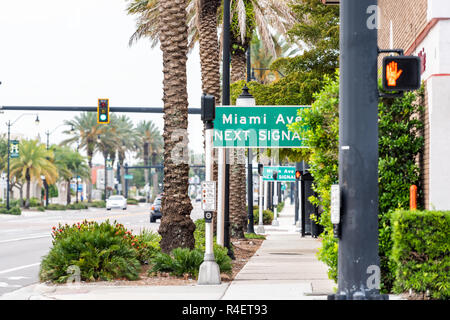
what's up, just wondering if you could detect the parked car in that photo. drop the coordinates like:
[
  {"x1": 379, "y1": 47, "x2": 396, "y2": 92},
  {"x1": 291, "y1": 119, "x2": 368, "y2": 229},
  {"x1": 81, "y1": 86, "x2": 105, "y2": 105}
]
[
  {"x1": 106, "y1": 195, "x2": 127, "y2": 210},
  {"x1": 150, "y1": 196, "x2": 162, "y2": 223}
]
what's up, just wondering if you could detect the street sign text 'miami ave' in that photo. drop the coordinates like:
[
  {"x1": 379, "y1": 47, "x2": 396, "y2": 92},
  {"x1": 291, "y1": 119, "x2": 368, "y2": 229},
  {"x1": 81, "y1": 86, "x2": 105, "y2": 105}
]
[{"x1": 213, "y1": 106, "x2": 310, "y2": 148}]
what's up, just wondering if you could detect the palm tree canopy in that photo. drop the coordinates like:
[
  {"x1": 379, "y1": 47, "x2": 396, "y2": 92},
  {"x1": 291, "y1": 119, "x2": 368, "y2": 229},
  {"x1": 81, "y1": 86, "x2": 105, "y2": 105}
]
[
  {"x1": 126, "y1": 0, "x2": 297, "y2": 57},
  {"x1": 9, "y1": 140, "x2": 58, "y2": 186}
]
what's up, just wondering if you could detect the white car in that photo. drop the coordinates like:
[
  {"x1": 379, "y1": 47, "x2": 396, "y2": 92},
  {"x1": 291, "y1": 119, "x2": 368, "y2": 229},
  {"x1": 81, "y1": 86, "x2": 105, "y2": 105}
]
[{"x1": 106, "y1": 195, "x2": 127, "y2": 210}]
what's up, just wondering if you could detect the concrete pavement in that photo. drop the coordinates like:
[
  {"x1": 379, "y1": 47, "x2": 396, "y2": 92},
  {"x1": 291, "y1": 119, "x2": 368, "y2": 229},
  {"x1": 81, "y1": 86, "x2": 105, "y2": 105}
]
[{"x1": 1, "y1": 201, "x2": 340, "y2": 300}]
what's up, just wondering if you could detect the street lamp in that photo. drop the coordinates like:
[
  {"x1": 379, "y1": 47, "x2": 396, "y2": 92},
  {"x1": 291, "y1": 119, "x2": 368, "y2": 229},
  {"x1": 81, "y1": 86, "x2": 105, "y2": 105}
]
[
  {"x1": 236, "y1": 85, "x2": 256, "y2": 234},
  {"x1": 46, "y1": 124, "x2": 74, "y2": 149},
  {"x1": 6, "y1": 113, "x2": 40, "y2": 210}
]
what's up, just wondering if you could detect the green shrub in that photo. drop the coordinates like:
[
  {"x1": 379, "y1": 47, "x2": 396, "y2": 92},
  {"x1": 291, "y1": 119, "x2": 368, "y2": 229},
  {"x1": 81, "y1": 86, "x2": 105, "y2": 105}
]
[
  {"x1": 390, "y1": 210, "x2": 450, "y2": 300},
  {"x1": 253, "y1": 209, "x2": 274, "y2": 225},
  {"x1": 39, "y1": 220, "x2": 141, "y2": 283},
  {"x1": 150, "y1": 248, "x2": 204, "y2": 278},
  {"x1": 0, "y1": 206, "x2": 21, "y2": 215},
  {"x1": 127, "y1": 198, "x2": 139, "y2": 205},
  {"x1": 29, "y1": 197, "x2": 42, "y2": 207},
  {"x1": 31, "y1": 206, "x2": 46, "y2": 212},
  {"x1": 155, "y1": 218, "x2": 233, "y2": 277},
  {"x1": 46, "y1": 204, "x2": 67, "y2": 210},
  {"x1": 277, "y1": 201, "x2": 285, "y2": 213},
  {"x1": 134, "y1": 229, "x2": 161, "y2": 264},
  {"x1": 245, "y1": 233, "x2": 266, "y2": 240},
  {"x1": 67, "y1": 203, "x2": 88, "y2": 210},
  {"x1": 87, "y1": 200, "x2": 106, "y2": 208}
]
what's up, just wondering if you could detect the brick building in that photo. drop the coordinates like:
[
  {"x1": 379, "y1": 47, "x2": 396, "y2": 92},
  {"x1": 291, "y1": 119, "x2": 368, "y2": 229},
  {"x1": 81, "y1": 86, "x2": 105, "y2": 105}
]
[{"x1": 378, "y1": 0, "x2": 450, "y2": 210}]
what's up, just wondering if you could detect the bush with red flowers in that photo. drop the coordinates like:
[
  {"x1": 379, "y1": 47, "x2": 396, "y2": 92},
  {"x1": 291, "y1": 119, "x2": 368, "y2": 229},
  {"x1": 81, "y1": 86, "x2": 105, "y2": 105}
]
[{"x1": 39, "y1": 220, "x2": 150, "y2": 283}]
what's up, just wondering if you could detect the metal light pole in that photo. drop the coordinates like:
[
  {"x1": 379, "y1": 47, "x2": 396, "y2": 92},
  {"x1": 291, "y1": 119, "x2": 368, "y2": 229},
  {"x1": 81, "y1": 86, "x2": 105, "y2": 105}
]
[
  {"x1": 256, "y1": 170, "x2": 265, "y2": 234},
  {"x1": 236, "y1": 85, "x2": 256, "y2": 233},
  {"x1": 6, "y1": 114, "x2": 39, "y2": 210},
  {"x1": 272, "y1": 170, "x2": 279, "y2": 226},
  {"x1": 328, "y1": 0, "x2": 387, "y2": 300}
]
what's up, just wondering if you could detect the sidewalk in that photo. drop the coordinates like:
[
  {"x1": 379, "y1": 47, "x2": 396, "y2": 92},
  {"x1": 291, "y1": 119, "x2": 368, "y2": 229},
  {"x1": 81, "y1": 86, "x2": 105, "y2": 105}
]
[{"x1": 1, "y1": 202, "x2": 335, "y2": 300}]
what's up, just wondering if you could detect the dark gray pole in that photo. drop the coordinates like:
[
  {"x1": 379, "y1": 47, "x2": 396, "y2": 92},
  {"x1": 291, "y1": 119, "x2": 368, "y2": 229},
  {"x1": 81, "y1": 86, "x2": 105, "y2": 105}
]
[
  {"x1": 124, "y1": 163, "x2": 129, "y2": 199},
  {"x1": 6, "y1": 121, "x2": 11, "y2": 210},
  {"x1": 222, "y1": 0, "x2": 233, "y2": 258},
  {"x1": 247, "y1": 149, "x2": 254, "y2": 233},
  {"x1": 333, "y1": 0, "x2": 386, "y2": 300},
  {"x1": 294, "y1": 181, "x2": 299, "y2": 224}
]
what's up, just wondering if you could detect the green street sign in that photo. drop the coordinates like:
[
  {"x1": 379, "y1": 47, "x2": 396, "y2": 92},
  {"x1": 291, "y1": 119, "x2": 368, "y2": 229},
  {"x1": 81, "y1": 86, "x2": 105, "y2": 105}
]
[
  {"x1": 213, "y1": 106, "x2": 310, "y2": 148},
  {"x1": 10, "y1": 140, "x2": 19, "y2": 158},
  {"x1": 281, "y1": 184, "x2": 287, "y2": 191},
  {"x1": 124, "y1": 174, "x2": 133, "y2": 180},
  {"x1": 263, "y1": 166, "x2": 296, "y2": 182}
]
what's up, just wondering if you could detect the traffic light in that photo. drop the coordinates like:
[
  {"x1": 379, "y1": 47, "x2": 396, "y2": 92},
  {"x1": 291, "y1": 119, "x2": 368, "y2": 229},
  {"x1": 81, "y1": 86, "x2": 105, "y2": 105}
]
[
  {"x1": 272, "y1": 170, "x2": 278, "y2": 181},
  {"x1": 97, "y1": 99, "x2": 110, "y2": 124},
  {"x1": 295, "y1": 162, "x2": 302, "y2": 180},
  {"x1": 258, "y1": 164, "x2": 264, "y2": 176},
  {"x1": 382, "y1": 56, "x2": 421, "y2": 91}
]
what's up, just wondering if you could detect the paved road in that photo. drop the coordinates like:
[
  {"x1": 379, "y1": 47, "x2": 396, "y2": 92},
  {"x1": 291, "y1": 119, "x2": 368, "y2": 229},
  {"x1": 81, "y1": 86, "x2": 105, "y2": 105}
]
[{"x1": 0, "y1": 201, "x2": 203, "y2": 297}]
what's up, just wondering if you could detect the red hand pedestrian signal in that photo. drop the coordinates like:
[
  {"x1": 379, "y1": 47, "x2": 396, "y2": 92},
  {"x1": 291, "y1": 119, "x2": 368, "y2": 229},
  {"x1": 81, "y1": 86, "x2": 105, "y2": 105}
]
[{"x1": 386, "y1": 61, "x2": 403, "y2": 87}]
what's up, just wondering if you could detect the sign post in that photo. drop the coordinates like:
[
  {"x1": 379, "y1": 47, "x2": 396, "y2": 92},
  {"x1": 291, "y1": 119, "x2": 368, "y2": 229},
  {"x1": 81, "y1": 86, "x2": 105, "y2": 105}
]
[{"x1": 198, "y1": 94, "x2": 221, "y2": 285}]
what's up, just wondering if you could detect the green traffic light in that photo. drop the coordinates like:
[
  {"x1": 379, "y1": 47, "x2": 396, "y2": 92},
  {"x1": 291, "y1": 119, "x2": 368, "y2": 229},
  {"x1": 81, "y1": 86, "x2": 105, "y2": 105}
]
[{"x1": 100, "y1": 114, "x2": 107, "y2": 121}]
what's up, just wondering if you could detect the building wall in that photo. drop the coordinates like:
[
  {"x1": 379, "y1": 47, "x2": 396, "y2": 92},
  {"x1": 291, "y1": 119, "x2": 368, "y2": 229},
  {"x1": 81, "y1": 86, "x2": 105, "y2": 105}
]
[{"x1": 378, "y1": 0, "x2": 450, "y2": 210}]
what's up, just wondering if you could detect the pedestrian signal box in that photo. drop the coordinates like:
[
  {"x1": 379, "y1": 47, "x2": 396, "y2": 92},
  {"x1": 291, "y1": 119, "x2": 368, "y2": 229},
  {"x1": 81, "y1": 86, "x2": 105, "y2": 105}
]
[
  {"x1": 97, "y1": 99, "x2": 110, "y2": 124},
  {"x1": 382, "y1": 56, "x2": 421, "y2": 91},
  {"x1": 295, "y1": 170, "x2": 301, "y2": 180}
]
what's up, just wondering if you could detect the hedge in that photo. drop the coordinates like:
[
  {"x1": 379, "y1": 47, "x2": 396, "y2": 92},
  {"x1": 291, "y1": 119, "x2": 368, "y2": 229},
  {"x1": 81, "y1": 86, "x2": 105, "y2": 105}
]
[{"x1": 390, "y1": 210, "x2": 450, "y2": 299}]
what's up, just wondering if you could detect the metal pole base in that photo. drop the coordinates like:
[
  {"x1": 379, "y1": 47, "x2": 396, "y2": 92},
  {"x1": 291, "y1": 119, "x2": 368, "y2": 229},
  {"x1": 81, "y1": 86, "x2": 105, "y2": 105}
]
[
  {"x1": 197, "y1": 258, "x2": 221, "y2": 285},
  {"x1": 256, "y1": 224, "x2": 265, "y2": 234},
  {"x1": 327, "y1": 292, "x2": 389, "y2": 300},
  {"x1": 271, "y1": 219, "x2": 279, "y2": 226}
]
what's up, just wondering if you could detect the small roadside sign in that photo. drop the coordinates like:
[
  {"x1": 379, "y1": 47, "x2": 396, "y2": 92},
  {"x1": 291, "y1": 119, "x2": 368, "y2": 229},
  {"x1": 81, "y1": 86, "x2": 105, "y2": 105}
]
[
  {"x1": 263, "y1": 166, "x2": 296, "y2": 182},
  {"x1": 201, "y1": 181, "x2": 216, "y2": 213},
  {"x1": 124, "y1": 174, "x2": 133, "y2": 180}
]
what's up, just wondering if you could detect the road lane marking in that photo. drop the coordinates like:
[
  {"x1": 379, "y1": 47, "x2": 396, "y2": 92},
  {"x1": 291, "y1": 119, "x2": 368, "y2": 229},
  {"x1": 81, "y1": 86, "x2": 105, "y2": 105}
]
[
  {"x1": 0, "y1": 234, "x2": 50, "y2": 244},
  {"x1": 0, "y1": 263, "x2": 40, "y2": 275}
]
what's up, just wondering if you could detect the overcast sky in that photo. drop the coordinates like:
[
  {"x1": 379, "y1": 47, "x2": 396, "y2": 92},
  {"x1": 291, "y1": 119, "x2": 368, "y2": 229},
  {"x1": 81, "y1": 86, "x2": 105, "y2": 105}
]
[{"x1": 0, "y1": 0, "x2": 204, "y2": 165}]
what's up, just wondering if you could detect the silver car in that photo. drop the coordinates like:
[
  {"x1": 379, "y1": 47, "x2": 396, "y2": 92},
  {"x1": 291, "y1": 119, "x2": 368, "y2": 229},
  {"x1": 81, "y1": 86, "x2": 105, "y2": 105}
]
[{"x1": 106, "y1": 195, "x2": 127, "y2": 210}]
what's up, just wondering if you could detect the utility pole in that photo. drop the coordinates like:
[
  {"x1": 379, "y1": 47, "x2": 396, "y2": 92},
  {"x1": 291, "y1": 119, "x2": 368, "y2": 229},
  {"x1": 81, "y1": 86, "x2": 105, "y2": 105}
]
[
  {"x1": 328, "y1": 0, "x2": 387, "y2": 300},
  {"x1": 222, "y1": 0, "x2": 233, "y2": 259}
]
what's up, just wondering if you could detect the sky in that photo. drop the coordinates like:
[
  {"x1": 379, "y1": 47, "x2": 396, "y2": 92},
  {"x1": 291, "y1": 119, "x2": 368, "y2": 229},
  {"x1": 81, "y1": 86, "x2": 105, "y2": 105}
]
[{"x1": 0, "y1": 0, "x2": 205, "y2": 165}]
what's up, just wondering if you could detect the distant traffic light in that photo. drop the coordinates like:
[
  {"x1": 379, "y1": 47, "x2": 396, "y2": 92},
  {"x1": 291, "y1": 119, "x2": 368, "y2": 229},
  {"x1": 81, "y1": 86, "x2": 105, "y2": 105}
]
[
  {"x1": 382, "y1": 56, "x2": 421, "y2": 91},
  {"x1": 97, "y1": 99, "x2": 110, "y2": 124},
  {"x1": 258, "y1": 164, "x2": 264, "y2": 176},
  {"x1": 272, "y1": 170, "x2": 278, "y2": 181}
]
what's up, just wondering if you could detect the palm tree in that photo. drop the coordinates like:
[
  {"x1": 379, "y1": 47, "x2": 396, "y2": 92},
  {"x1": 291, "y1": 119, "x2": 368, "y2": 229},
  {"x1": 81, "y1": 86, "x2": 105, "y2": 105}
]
[
  {"x1": 157, "y1": 0, "x2": 196, "y2": 253},
  {"x1": 135, "y1": 120, "x2": 162, "y2": 201},
  {"x1": 52, "y1": 146, "x2": 74, "y2": 205},
  {"x1": 9, "y1": 140, "x2": 58, "y2": 208},
  {"x1": 61, "y1": 112, "x2": 107, "y2": 202},
  {"x1": 114, "y1": 115, "x2": 138, "y2": 196},
  {"x1": 53, "y1": 146, "x2": 90, "y2": 205}
]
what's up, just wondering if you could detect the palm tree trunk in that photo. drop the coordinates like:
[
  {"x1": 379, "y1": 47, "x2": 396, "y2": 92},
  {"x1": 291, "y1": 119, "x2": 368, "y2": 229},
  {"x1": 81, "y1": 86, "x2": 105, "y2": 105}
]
[
  {"x1": 230, "y1": 46, "x2": 249, "y2": 238},
  {"x1": 231, "y1": 48, "x2": 247, "y2": 83},
  {"x1": 229, "y1": 149, "x2": 246, "y2": 239},
  {"x1": 198, "y1": 0, "x2": 221, "y2": 234},
  {"x1": 67, "y1": 180, "x2": 71, "y2": 205},
  {"x1": 25, "y1": 171, "x2": 31, "y2": 209},
  {"x1": 87, "y1": 152, "x2": 93, "y2": 203},
  {"x1": 158, "y1": 0, "x2": 195, "y2": 253}
]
